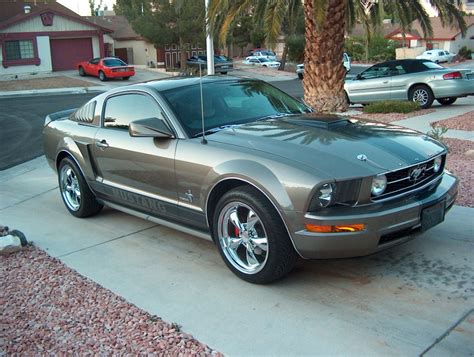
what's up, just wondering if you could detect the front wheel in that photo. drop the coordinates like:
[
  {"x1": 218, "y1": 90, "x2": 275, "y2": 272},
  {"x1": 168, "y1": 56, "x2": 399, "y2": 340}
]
[
  {"x1": 437, "y1": 97, "x2": 457, "y2": 106},
  {"x1": 58, "y1": 157, "x2": 103, "y2": 218},
  {"x1": 298, "y1": 73, "x2": 303, "y2": 80},
  {"x1": 213, "y1": 186, "x2": 298, "y2": 284},
  {"x1": 78, "y1": 67, "x2": 85, "y2": 76},
  {"x1": 409, "y1": 85, "x2": 434, "y2": 109},
  {"x1": 122, "y1": 76, "x2": 130, "y2": 80}
]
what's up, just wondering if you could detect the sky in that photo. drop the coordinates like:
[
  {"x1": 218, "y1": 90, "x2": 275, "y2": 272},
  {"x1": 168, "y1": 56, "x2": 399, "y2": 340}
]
[{"x1": 57, "y1": 0, "x2": 117, "y2": 16}]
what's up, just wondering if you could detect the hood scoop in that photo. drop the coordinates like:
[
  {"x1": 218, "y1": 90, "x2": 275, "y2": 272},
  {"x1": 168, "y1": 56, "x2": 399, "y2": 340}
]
[{"x1": 283, "y1": 114, "x2": 351, "y2": 130}]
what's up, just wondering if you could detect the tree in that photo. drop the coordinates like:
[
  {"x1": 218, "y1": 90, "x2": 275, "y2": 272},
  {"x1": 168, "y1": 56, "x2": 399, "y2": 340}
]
[
  {"x1": 209, "y1": 0, "x2": 301, "y2": 70},
  {"x1": 88, "y1": 0, "x2": 103, "y2": 16},
  {"x1": 115, "y1": 0, "x2": 205, "y2": 70},
  {"x1": 210, "y1": 0, "x2": 466, "y2": 113}
]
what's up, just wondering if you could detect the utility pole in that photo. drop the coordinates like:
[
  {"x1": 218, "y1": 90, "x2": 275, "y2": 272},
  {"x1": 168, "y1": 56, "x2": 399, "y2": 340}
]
[{"x1": 205, "y1": 0, "x2": 215, "y2": 75}]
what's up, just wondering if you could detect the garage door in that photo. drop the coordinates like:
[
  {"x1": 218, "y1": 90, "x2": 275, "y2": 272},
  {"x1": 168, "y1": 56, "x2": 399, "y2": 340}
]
[{"x1": 50, "y1": 38, "x2": 93, "y2": 71}]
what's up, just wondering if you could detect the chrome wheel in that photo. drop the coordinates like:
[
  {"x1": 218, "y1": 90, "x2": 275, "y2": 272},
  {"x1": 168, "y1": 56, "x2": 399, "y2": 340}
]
[
  {"x1": 59, "y1": 164, "x2": 81, "y2": 211},
  {"x1": 412, "y1": 88, "x2": 429, "y2": 106},
  {"x1": 218, "y1": 202, "x2": 268, "y2": 274}
]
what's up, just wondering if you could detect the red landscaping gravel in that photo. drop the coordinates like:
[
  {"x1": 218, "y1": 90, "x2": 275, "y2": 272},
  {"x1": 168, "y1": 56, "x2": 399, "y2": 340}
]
[
  {"x1": 432, "y1": 111, "x2": 474, "y2": 131},
  {"x1": 0, "y1": 246, "x2": 222, "y2": 355},
  {"x1": 443, "y1": 138, "x2": 474, "y2": 208},
  {"x1": 352, "y1": 108, "x2": 436, "y2": 124}
]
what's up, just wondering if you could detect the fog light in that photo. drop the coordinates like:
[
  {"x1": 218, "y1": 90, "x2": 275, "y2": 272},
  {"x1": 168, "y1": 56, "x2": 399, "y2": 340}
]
[
  {"x1": 371, "y1": 174, "x2": 387, "y2": 196},
  {"x1": 433, "y1": 156, "x2": 442, "y2": 173},
  {"x1": 306, "y1": 223, "x2": 365, "y2": 233}
]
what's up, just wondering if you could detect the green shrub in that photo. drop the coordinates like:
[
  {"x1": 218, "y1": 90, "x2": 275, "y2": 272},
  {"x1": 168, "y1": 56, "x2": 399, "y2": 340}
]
[
  {"x1": 458, "y1": 46, "x2": 472, "y2": 59},
  {"x1": 427, "y1": 124, "x2": 449, "y2": 142},
  {"x1": 363, "y1": 101, "x2": 421, "y2": 113},
  {"x1": 286, "y1": 34, "x2": 305, "y2": 62}
]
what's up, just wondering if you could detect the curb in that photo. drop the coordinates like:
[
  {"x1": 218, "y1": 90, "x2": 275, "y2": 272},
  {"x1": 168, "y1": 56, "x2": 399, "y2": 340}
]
[{"x1": 0, "y1": 87, "x2": 107, "y2": 99}]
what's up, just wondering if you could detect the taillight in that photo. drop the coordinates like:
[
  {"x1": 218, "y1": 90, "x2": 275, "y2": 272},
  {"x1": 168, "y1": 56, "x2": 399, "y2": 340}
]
[{"x1": 443, "y1": 71, "x2": 462, "y2": 80}]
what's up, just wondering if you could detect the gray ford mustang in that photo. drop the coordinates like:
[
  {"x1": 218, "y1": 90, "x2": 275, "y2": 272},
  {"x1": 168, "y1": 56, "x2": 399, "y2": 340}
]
[{"x1": 43, "y1": 76, "x2": 458, "y2": 284}]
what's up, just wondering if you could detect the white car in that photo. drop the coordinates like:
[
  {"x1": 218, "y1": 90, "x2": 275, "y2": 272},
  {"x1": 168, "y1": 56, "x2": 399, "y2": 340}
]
[
  {"x1": 297, "y1": 52, "x2": 351, "y2": 79},
  {"x1": 244, "y1": 57, "x2": 281, "y2": 68},
  {"x1": 248, "y1": 50, "x2": 278, "y2": 61},
  {"x1": 416, "y1": 50, "x2": 455, "y2": 63}
]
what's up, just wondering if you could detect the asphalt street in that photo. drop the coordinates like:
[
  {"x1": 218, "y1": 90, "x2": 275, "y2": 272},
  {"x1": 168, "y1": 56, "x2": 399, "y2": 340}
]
[{"x1": 0, "y1": 93, "x2": 97, "y2": 170}]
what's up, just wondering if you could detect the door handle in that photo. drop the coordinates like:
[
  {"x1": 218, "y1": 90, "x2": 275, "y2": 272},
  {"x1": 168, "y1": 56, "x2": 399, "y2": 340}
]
[
  {"x1": 382, "y1": 81, "x2": 389, "y2": 84},
  {"x1": 96, "y1": 139, "x2": 109, "y2": 149}
]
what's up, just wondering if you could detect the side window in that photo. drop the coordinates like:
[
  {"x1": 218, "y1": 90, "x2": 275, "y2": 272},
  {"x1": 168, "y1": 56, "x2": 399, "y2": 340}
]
[
  {"x1": 360, "y1": 64, "x2": 391, "y2": 79},
  {"x1": 90, "y1": 58, "x2": 100, "y2": 65},
  {"x1": 103, "y1": 93, "x2": 164, "y2": 130}
]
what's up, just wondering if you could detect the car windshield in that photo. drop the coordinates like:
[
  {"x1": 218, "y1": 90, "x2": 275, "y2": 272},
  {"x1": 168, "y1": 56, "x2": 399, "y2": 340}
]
[
  {"x1": 103, "y1": 59, "x2": 127, "y2": 67},
  {"x1": 161, "y1": 80, "x2": 310, "y2": 137},
  {"x1": 259, "y1": 58, "x2": 270, "y2": 62},
  {"x1": 262, "y1": 51, "x2": 275, "y2": 56}
]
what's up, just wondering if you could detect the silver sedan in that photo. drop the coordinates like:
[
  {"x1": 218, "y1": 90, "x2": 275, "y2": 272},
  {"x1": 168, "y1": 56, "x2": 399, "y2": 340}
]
[{"x1": 344, "y1": 59, "x2": 474, "y2": 108}]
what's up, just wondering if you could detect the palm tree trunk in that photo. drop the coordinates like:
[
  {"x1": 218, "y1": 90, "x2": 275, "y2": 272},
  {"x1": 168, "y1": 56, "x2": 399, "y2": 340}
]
[
  {"x1": 278, "y1": 43, "x2": 288, "y2": 71},
  {"x1": 303, "y1": 0, "x2": 348, "y2": 113}
]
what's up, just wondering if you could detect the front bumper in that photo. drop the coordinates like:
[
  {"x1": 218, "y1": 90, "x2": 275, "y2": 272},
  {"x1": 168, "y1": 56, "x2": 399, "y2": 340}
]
[{"x1": 290, "y1": 172, "x2": 458, "y2": 259}]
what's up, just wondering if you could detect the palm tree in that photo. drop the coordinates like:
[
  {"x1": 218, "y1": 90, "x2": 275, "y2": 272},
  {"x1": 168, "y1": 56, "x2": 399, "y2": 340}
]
[
  {"x1": 210, "y1": 0, "x2": 466, "y2": 113},
  {"x1": 209, "y1": 0, "x2": 301, "y2": 71}
]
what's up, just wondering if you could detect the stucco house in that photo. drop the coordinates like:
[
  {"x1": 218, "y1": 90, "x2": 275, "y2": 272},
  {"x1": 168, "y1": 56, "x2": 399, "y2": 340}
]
[
  {"x1": 386, "y1": 16, "x2": 474, "y2": 59},
  {"x1": 0, "y1": 0, "x2": 112, "y2": 75},
  {"x1": 84, "y1": 15, "x2": 165, "y2": 68}
]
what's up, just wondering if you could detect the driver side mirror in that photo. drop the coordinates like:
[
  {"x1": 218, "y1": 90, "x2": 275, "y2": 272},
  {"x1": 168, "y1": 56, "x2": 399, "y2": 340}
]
[
  {"x1": 355, "y1": 73, "x2": 363, "y2": 80},
  {"x1": 129, "y1": 117, "x2": 175, "y2": 138}
]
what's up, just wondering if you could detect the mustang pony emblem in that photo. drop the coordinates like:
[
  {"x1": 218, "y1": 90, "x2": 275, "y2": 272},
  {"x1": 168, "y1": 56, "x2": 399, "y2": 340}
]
[{"x1": 409, "y1": 165, "x2": 426, "y2": 182}]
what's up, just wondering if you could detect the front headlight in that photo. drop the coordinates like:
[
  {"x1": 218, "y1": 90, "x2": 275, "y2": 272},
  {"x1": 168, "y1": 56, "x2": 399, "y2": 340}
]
[
  {"x1": 433, "y1": 156, "x2": 442, "y2": 173},
  {"x1": 316, "y1": 183, "x2": 335, "y2": 208},
  {"x1": 371, "y1": 174, "x2": 387, "y2": 196}
]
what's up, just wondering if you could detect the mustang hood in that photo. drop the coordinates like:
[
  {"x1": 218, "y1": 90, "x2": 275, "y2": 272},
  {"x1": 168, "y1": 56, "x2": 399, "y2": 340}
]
[{"x1": 209, "y1": 115, "x2": 446, "y2": 179}]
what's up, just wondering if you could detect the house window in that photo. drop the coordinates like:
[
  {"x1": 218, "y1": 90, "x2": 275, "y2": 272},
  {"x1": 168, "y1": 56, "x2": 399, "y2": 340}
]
[{"x1": 5, "y1": 40, "x2": 35, "y2": 60}]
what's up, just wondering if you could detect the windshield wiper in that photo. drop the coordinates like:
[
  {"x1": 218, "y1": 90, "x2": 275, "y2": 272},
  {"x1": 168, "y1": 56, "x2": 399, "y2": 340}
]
[{"x1": 192, "y1": 124, "x2": 238, "y2": 138}]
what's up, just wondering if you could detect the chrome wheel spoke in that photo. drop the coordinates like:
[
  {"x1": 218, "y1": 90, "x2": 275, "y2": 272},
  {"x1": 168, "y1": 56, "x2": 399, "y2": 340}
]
[
  {"x1": 60, "y1": 165, "x2": 81, "y2": 211},
  {"x1": 245, "y1": 245, "x2": 259, "y2": 267},
  {"x1": 229, "y1": 210, "x2": 244, "y2": 233},
  {"x1": 246, "y1": 210, "x2": 259, "y2": 230},
  {"x1": 251, "y1": 237, "x2": 268, "y2": 252},
  {"x1": 227, "y1": 237, "x2": 243, "y2": 250}
]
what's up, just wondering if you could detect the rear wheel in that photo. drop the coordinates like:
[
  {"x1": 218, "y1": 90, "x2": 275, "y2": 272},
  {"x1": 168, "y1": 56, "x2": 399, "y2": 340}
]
[
  {"x1": 78, "y1": 67, "x2": 85, "y2": 76},
  {"x1": 409, "y1": 85, "x2": 434, "y2": 109},
  {"x1": 437, "y1": 97, "x2": 457, "y2": 106},
  {"x1": 58, "y1": 157, "x2": 103, "y2": 218},
  {"x1": 123, "y1": 76, "x2": 130, "y2": 80},
  {"x1": 298, "y1": 73, "x2": 303, "y2": 80},
  {"x1": 99, "y1": 71, "x2": 107, "y2": 81},
  {"x1": 213, "y1": 186, "x2": 298, "y2": 284}
]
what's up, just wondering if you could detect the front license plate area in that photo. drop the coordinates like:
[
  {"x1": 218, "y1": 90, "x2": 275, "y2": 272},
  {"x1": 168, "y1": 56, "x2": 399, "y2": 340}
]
[{"x1": 421, "y1": 201, "x2": 445, "y2": 231}]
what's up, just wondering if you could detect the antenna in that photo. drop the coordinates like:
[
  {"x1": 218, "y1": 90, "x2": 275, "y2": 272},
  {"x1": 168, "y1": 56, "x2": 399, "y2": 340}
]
[{"x1": 199, "y1": 62, "x2": 207, "y2": 144}]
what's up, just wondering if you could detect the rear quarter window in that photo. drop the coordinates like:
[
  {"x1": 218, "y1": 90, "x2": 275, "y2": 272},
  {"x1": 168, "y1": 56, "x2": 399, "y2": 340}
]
[{"x1": 71, "y1": 101, "x2": 97, "y2": 124}]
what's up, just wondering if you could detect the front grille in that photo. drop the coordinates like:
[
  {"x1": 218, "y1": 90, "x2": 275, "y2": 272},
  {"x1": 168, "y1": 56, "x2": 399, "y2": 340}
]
[{"x1": 372, "y1": 155, "x2": 445, "y2": 201}]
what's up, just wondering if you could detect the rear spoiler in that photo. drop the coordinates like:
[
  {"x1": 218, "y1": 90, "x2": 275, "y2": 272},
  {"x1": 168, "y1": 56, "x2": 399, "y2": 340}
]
[{"x1": 44, "y1": 108, "x2": 77, "y2": 127}]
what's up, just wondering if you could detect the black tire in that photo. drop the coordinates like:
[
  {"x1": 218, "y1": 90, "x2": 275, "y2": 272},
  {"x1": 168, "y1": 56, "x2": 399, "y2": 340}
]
[
  {"x1": 99, "y1": 71, "x2": 107, "y2": 81},
  {"x1": 78, "y1": 67, "x2": 85, "y2": 77},
  {"x1": 58, "y1": 157, "x2": 103, "y2": 218},
  {"x1": 212, "y1": 186, "x2": 298, "y2": 284},
  {"x1": 123, "y1": 76, "x2": 130, "y2": 80},
  {"x1": 409, "y1": 84, "x2": 434, "y2": 109},
  {"x1": 437, "y1": 97, "x2": 457, "y2": 106},
  {"x1": 221, "y1": 72, "x2": 227, "y2": 75},
  {"x1": 298, "y1": 73, "x2": 303, "y2": 80}
]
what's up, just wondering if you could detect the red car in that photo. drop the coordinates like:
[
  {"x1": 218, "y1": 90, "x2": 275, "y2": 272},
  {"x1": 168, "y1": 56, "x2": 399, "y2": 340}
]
[{"x1": 77, "y1": 57, "x2": 135, "y2": 81}]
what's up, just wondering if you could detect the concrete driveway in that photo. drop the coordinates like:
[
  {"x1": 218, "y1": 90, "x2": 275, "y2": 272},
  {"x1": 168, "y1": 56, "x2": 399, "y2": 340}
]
[{"x1": 1, "y1": 157, "x2": 473, "y2": 356}]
